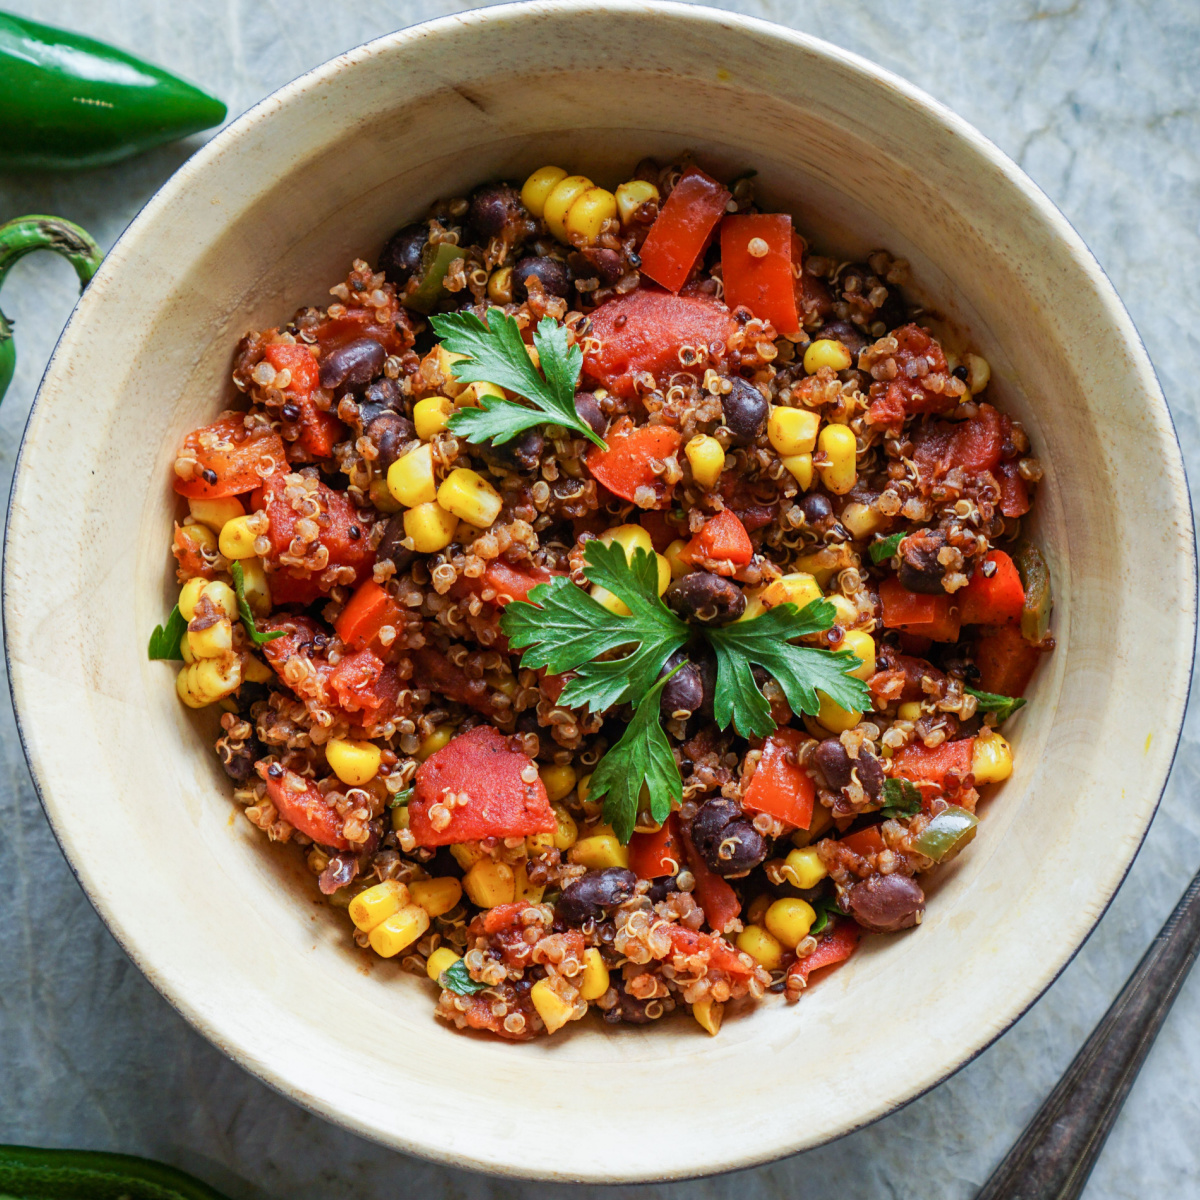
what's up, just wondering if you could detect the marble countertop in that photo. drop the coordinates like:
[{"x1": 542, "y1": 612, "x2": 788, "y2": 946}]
[{"x1": 1, "y1": 2, "x2": 1197, "y2": 1196}]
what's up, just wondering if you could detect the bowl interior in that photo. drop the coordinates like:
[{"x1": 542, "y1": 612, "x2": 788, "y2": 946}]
[{"x1": 6, "y1": 2, "x2": 1193, "y2": 1182}]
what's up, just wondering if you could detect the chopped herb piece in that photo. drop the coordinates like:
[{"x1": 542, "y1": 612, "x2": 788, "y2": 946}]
[
  {"x1": 809, "y1": 892, "x2": 843, "y2": 937},
  {"x1": 147, "y1": 605, "x2": 187, "y2": 660},
  {"x1": 230, "y1": 562, "x2": 285, "y2": 648},
  {"x1": 879, "y1": 777, "x2": 923, "y2": 818},
  {"x1": 965, "y1": 686, "x2": 1027, "y2": 722},
  {"x1": 869, "y1": 531, "x2": 905, "y2": 564},
  {"x1": 388, "y1": 786, "x2": 413, "y2": 809},
  {"x1": 439, "y1": 958, "x2": 488, "y2": 995}
]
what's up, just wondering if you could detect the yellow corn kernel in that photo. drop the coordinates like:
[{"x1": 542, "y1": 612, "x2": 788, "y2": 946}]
[
  {"x1": 217, "y1": 515, "x2": 259, "y2": 560},
  {"x1": 602, "y1": 522, "x2": 653, "y2": 558},
  {"x1": 526, "y1": 830, "x2": 554, "y2": 855},
  {"x1": 188, "y1": 495, "x2": 244, "y2": 531},
  {"x1": 804, "y1": 338, "x2": 853, "y2": 374},
  {"x1": 202, "y1": 581, "x2": 238, "y2": 619},
  {"x1": 326, "y1": 737, "x2": 382, "y2": 786},
  {"x1": 426, "y1": 946, "x2": 462, "y2": 984},
  {"x1": 737, "y1": 924, "x2": 784, "y2": 971},
  {"x1": 840, "y1": 629, "x2": 876, "y2": 680},
  {"x1": 782, "y1": 453, "x2": 814, "y2": 490},
  {"x1": 742, "y1": 572, "x2": 822, "y2": 622},
  {"x1": 178, "y1": 577, "x2": 208, "y2": 621},
  {"x1": 840, "y1": 501, "x2": 885, "y2": 541},
  {"x1": 521, "y1": 165, "x2": 569, "y2": 218},
  {"x1": 242, "y1": 653, "x2": 272, "y2": 683},
  {"x1": 768, "y1": 406, "x2": 821, "y2": 456},
  {"x1": 349, "y1": 880, "x2": 408, "y2": 933},
  {"x1": 816, "y1": 692, "x2": 861, "y2": 733},
  {"x1": 486, "y1": 265, "x2": 513, "y2": 305},
  {"x1": 566, "y1": 186, "x2": 618, "y2": 241},
  {"x1": 431, "y1": 345, "x2": 469, "y2": 399},
  {"x1": 615, "y1": 179, "x2": 660, "y2": 226},
  {"x1": 589, "y1": 584, "x2": 630, "y2": 617},
  {"x1": 368, "y1": 476, "x2": 402, "y2": 514},
  {"x1": 403, "y1": 502, "x2": 458, "y2": 553},
  {"x1": 576, "y1": 771, "x2": 594, "y2": 806},
  {"x1": 765, "y1": 897, "x2": 816, "y2": 949},
  {"x1": 692, "y1": 997, "x2": 724, "y2": 1036},
  {"x1": 449, "y1": 841, "x2": 486, "y2": 871},
  {"x1": 665, "y1": 539, "x2": 690, "y2": 580},
  {"x1": 462, "y1": 859, "x2": 516, "y2": 908},
  {"x1": 531, "y1": 977, "x2": 576, "y2": 1034},
  {"x1": 437, "y1": 468, "x2": 502, "y2": 529},
  {"x1": 456, "y1": 379, "x2": 505, "y2": 410},
  {"x1": 390, "y1": 805, "x2": 410, "y2": 834},
  {"x1": 790, "y1": 805, "x2": 834, "y2": 848},
  {"x1": 965, "y1": 352, "x2": 991, "y2": 394},
  {"x1": 409, "y1": 876, "x2": 463, "y2": 918},
  {"x1": 579, "y1": 947, "x2": 610, "y2": 1001},
  {"x1": 897, "y1": 700, "x2": 924, "y2": 721},
  {"x1": 784, "y1": 846, "x2": 827, "y2": 890},
  {"x1": 973, "y1": 729, "x2": 1013, "y2": 784},
  {"x1": 540, "y1": 763, "x2": 577, "y2": 804},
  {"x1": 388, "y1": 442, "x2": 438, "y2": 508},
  {"x1": 543, "y1": 174, "x2": 593, "y2": 242},
  {"x1": 417, "y1": 723, "x2": 456, "y2": 762},
  {"x1": 177, "y1": 523, "x2": 218, "y2": 566},
  {"x1": 569, "y1": 834, "x2": 630, "y2": 871},
  {"x1": 746, "y1": 893, "x2": 772, "y2": 926},
  {"x1": 187, "y1": 617, "x2": 232, "y2": 660},
  {"x1": 793, "y1": 550, "x2": 838, "y2": 587},
  {"x1": 179, "y1": 634, "x2": 195, "y2": 664},
  {"x1": 177, "y1": 655, "x2": 241, "y2": 707},
  {"x1": 413, "y1": 395, "x2": 454, "y2": 440},
  {"x1": 817, "y1": 423, "x2": 857, "y2": 495},
  {"x1": 513, "y1": 860, "x2": 545, "y2": 903},
  {"x1": 550, "y1": 804, "x2": 578, "y2": 852},
  {"x1": 525, "y1": 342, "x2": 541, "y2": 370},
  {"x1": 369, "y1": 903, "x2": 430, "y2": 958},
  {"x1": 685, "y1": 434, "x2": 726, "y2": 489},
  {"x1": 237, "y1": 557, "x2": 271, "y2": 617},
  {"x1": 655, "y1": 553, "x2": 671, "y2": 596}
]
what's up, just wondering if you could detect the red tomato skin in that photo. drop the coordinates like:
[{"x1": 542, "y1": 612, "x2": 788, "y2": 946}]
[
  {"x1": 409, "y1": 725, "x2": 556, "y2": 846},
  {"x1": 629, "y1": 814, "x2": 684, "y2": 879},
  {"x1": 586, "y1": 424, "x2": 683, "y2": 508},
  {"x1": 481, "y1": 560, "x2": 564, "y2": 605},
  {"x1": 997, "y1": 461, "x2": 1031, "y2": 517},
  {"x1": 720, "y1": 213, "x2": 801, "y2": 336},
  {"x1": 786, "y1": 919, "x2": 859, "y2": 988},
  {"x1": 638, "y1": 167, "x2": 731, "y2": 292},
  {"x1": 866, "y1": 325, "x2": 955, "y2": 426},
  {"x1": 262, "y1": 767, "x2": 350, "y2": 850},
  {"x1": 335, "y1": 579, "x2": 402, "y2": 652},
  {"x1": 892, "y1": 738, "x2": 974, "y2": 786},
  {"x1": 666, "y1": 925, "x2": 755, "y2": 979},
  {"x1": 172, "y1": 414, "x2": 287, "y2": 499},
  {"x1": 263, "y1": 343, "x2": 346, "y2": 459},
  {"x1": 743, "y1": 727, "x2": 816, "y2": 828}
]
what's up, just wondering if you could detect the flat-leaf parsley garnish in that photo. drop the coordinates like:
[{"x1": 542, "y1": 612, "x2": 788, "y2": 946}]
[
  {"x1": 868, "y1": 531, "x2": 905, "y2": 564},
  {"x1": 147, "y1": 605, "x2": 187, "y2": 660},
  {"x1": 231, "y1": 561, "x2": 285, "y2": 648},
  {"x1": 879, "y1": 777, "x2": 923, "y2": 819},
  {"x1": 965, "y1": 685, "x2": 1027, "y2": 722},
  {"x1": 439, "y1": 958, "x2": 488, "y2": 996},
  {"x1": 431, "y1": 307, "x2": 607, "y2": 450}
]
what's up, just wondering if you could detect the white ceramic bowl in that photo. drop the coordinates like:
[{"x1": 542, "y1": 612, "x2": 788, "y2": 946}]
[{"x1": 6, "y1": 1, "x2": 1195, "y2": 1182}]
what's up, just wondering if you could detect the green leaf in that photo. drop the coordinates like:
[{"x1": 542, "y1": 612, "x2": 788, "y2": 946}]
[
  {"x1": 432, "y1": 308, "x2": 606, "y2": 448},
  {"x1": 706, "y1": 599, "x2": 871, "y2": 738},
  {"x1": 869, "y1": 531, "x2": 905, "y2": 564},
  {"x1": 148, "y1": 605, "x2": 187, "y2": 660},
  {"x1": 500, "y1": 540, "x2": 689, "y2": 714},
  {"x1": 230, "y1": 561, "x2": 285, "y2": 648},
  {"x1": 439, "y1": 958, "x2": 489, "y2": 996},
  {"x1": 388, "y1": 786, "x2": 413, "y2": 810},
  {"x1": 808, "y1": 893, "x2": 843, "y2": 937},
  {"x1": 965, "y1": 686, "x2": 1027, "y2": 722},
  {"x1": 587, "y1": 669, "x2": 684, "y2": 844},
  {"x1": 879, "y1": 778, "x2": 923, "y2": 818}
]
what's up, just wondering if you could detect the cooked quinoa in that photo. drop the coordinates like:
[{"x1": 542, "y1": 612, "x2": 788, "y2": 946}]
[{"x1": 158, "y1": 157, "x2": 1053, "y2": 1040}]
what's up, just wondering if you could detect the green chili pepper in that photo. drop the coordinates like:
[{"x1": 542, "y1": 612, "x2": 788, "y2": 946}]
[
  {"x1": 0, "y1": 215, "x2": 103, "y2": 405},
  {"x1": 0, "y1": 1143, "x2": 231, "y2": 1199},
  {"x1": 1014, "y1": 543, "x2": 1053, "y2": 644},
  {"x1": 403, "y1": 242, "x2": 466, "y2": 314},
  {"x1": 0, "y1": 12, "x2": 226, "y2": 171},
  {"x1": 911, "y1": 804, "x2": 979, "y2": 863}
]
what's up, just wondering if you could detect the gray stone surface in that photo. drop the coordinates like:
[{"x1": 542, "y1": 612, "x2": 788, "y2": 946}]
[{"x1": 0, "y1": 2, "x2": 1197, "y2": 1196}]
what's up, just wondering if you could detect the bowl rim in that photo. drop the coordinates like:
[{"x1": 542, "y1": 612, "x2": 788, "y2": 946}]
[{"x1": 5, "y1": 0, "x2": 1196, "y2": 1181}]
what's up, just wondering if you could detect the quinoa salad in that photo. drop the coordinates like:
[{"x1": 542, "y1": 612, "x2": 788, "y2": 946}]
[{"x1": 151, "y1": 158, "x2": 1054, "y2": 1040}]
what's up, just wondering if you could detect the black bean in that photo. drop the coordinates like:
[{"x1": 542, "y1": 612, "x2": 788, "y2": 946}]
[
  {"x1": 281, "y1": 402, "x2": 300, "y2": 423},
  {"x1": 659, "y1": 652, "x2": 705, "y2": 720},
  {"x1": 604, "y1": 981, "x2": 656, "y2": 1024},
  {"x1": 818, "y1": 318, "x2": 869, "y2": 355},
  {"x1": 467, "y1": 183, "x2": 528, "y2": 244},
  {"x1": 814, "y1": 738, "x2": 853, "y2": 791},
  {"x1": 574, "y1": 391, "x2": 607, "y2": 437},
  {"x1": 218, "y1": 736, "x2": 261, "y2": 782},
  {"x1": 376, "y1": 514, "x2": 416, "y2": 572},
  {"x1": 511, "y1": 255, "x2": 570, "y2": 301},
  {"x1": 488, "y1": 426, "x2": 544, "y2": 472},
  {"x1": 358, "y1": 377, "x2": 403, "y2": 426},
  {"x1": 665, "y1": 572, "x2": 746, "y2": 626},
  {"x1": 556, "y1": 868, "x2": 638, "y2": 925},
  {"x1": 318, "y1": 852, "x2": 359, "y2": 895},
  {"x1": 846, "y1": 873, "x2": 925, "y2": 933},
  {"x1": 857, "y1": 751, "x2": 885, "y2": 801},
  {"x1": 574, "y1": 246, "x2": 623, "y2": 285},
  {"x1": 721, "y1": 377, "x2": 769, "y2": 446},
  {"x1": 319, "y1": 338, "x2": 386, "y2": 392},
  {"x1": 378, "y1": 223, "x2": 428, "y2": 286},
  {"x1": 366, "y1": 412, "x2": 416, "y2": 469},
  {"x1": 709, "y1": 821, "x2": 767, "y2": 877},
  {"x1": 799, "y1": 493, "x2": 833, "y2": 525},
  {"x1": 897, "y1": 529, "x2": 949, "y2": 594},
  {"x1": 648, "y1": 874, "x2": 679, "y2": 903},
  {"x1": 690, "y1": 798, "x2": 740, "y2": 854}
]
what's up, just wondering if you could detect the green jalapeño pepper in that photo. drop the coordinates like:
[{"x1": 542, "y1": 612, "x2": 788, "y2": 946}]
[
  {"x1": 0, "y1": 1142, "x2": 232, "y2": 1199},
  {"x1": 911, "y1": 804, "x2": 979, "y2": 864},
  {"x1": 0, "y1": 11, "x2": 226, "y2": 171},
  {"x1": 1014, "y1": 543, "x2": 1053, "y2": 644},
  {"x1": 402, "y1": 242, "x2": 466, "y2": 314},
  {"x1": 0, "y1": 216, "x2": 104, "y2": 404}
]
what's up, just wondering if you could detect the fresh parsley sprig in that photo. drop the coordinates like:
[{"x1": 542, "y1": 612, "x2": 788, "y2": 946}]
[
  {"x1": 869, "y1": 531, "x2": 905, "y2": 564},
  {"x1": 231, "y1": 562, "x2": 285, "y2": 648},
  {"x1": 439, "y1": 959, "x2": 488, "y2": 996},
  {"x1": 965, "y1": 685, "x2": 1027, "y2": 722},
  {"x1": 808, "y1": 892, "x2": 844, "y2": 937},
  {"x1": 879, "y1": 777, "x2": 923, "y2": 818},
  {"x1": 148, "y1": 605, "x2": 187, "y2": 660},
  {"x1": 431, "y1": 308, "x2": 607, "y2": 449}
]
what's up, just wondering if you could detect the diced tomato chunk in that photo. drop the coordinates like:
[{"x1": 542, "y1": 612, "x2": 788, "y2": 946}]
[
  {"x1": 720, "y1": 213, "x2": 801, "y2": 336},
  {"x1": 172, "y1": 414, "x2": 286, "y2": 499},
  {"x1": 976, "y1": 625, "x2": 1042, "y2": 696},
  {"x1": 261, "y1": 766, "x2": 350, "y2": 850},
  {"x1": 681, "y1": 509, "x2": 753, "y2": 573},
  {"x1": 481, "y1": 560, "x2": 565, "y2": 605},
  {"x1": 335, "y1": 579, "x2": 403, "y2": 652},
  {"x1": 958, "y1": 551, "x2": 1025, "y2": 626},
  {"x1": 743, "y1": 727, "x2": 815, "y2": 829},
  {"x1": 866, "y1": 325, "x2": 955, "y2": 425},
  {"x1": 412, "y1": 646, "x2": 499, "y2": 716},
  {"x1": 629, "y1": 814, "x2": 683, "y2": 880},
  {"x1": 311, "y1": 305, "x2": 411, "y2": 356},
  {"x1": 892, "y1": 738, "x2": 974, "y2": 786},
  {"x1": 172, "y1": 522, "x2": 217, "y2": 581},
  {"x1": 638, "y1": 167, "x2": 731, "y2": 292},
  {"x1": 997, "y1": 461, "x2": 1031, "y2": 518},
  {"x1": 838, "y1": 825, "x2": 885, "y2": 858},
  {"x1": 878, "y1": 576, "x2": 961, "y2": 642},
  {"x1": 912, "y1": 403, "x2": 1004, "y2": 481},
  {"x1": 409, "y1": 725, "x2": 555, "y2": 846},
  {"x1": 263, "y1": 343, "x2": 347, "y2": 459},
  {"x1": 681, "y1": 828, "x2": 742, "y2": 933},
  {"x1": 262, "y1": 342, "x2": 320, "y2": 393},
  {"x1": 586, "y1": 424, "x2": 683, "y2": 508},
  {"x1": 666, "y1": 926, "x2": 755, "y2": 979},
  {"x1": 786, "y1": 919, "x2": 859, "y2": 988}
]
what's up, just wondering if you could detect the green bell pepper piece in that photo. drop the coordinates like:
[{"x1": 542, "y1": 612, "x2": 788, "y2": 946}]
[
  {"x1": 1014, "y1": 543, "x2": 1052, "y2": 644},
  {"x1": 0, "y1": 216, "x2": 103, "y2": 406},
  {"x1": 0, "y1": 12, "x2": 226, "y2": 171},
  {"x1": 0, "y1": 1143, "x2": 231, "y2": 1199},
  {"x1": 403, "y1": 242, "x2": 466, "y2": 314},
  {"x1": 911, "y1": 804, "x2": 979, "y2": 863}
]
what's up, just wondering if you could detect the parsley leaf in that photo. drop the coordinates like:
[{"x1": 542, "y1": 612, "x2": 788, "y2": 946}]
[
  {"x1": 231, "y1": 562, "x2": 285, "y2": 648},
  {"x1": 432, "y1": 308, "x2": 606, "y2": 449},
  {"x1": 869, "y1": 531, "x2": 905, "y2": 564},
  {"x1": 439, "y1": 959, "x2": 488, "y2": 996},
  {"x1": 965, "y1": 686, "x2": 1027, "y2": 722},
  {"x1": 388, "y1": 786, "x2": 413, "y2": 810},
  {"x1": 706, "y1": 599, "x2": 871, "y2": 738},
  {"x1": 879, "y1": 778, "x2": 923, "y2": 818},
  {"x1": 500, "y1": 540, "x2": 689, "y2": 715},
  {"x1": 587, "y1": 668, "x2": 684, "y2": 844},
  {"x1": 808, "y1": 893, "x2": 844, "y2": 937},
  {"x1": 148, "y1": 605, "x2": 187, "y2": 660}
]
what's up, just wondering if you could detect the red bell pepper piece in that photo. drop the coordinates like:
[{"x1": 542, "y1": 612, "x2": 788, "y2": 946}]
[
  {"x1": 743, "y1": 727, "x2": 815, "y2": 829},
  {"x1": 976, "y1": 624, "x2": 1042, "y2": 696},
  {"x1": 410, "y1": 725, "x2": 556, "y2": 847},
  {"x1": 958, "y1": 551, "x2": 1025, "y2": 626},
  {"x1": 586, "y1": 424, "x2": 682, "y2": 508},
  {"x1": 786, "y1": 919, "x2": 860, "y2": 989},
  {"x1": 666, "y1": 926, "x2": 755, "y2": 979},
  {"x1": 839, "y1": 825, "x2": 885, "y2": 858},
  {"x1": 638, "y1": 167, "x2": 731, "y2": 292},
  {"x1": 892, "y1": 738, "x2": 974, "y2": 786},
  {"x1": 680, "y1": 508, "x2": 753, "y2": 572},
  {"x1": 335, "y1": 579, "x2": 402, "y2": 652},
  {"x1": 261, "y1": 766, "x2": 350, "y2": 850},
  {"x1": 481, "y1": 560, "x2": 564, "y2": 605},
  {"x1": 878, "y1": 576, "x2": 961, "y2": 643},
  {"x1": 997, "y1": 461, "x2": 1031, "y2": 517},
  {"x1": 719, "y1": 213, "x2": 801, "y2": 337},
  {"x1": 629, "y1": 814, "x2": 683, "y2": 880},
  {"x1": 172, "y1": 414, "x2": 287, "y2": 499},
  {"x1": 682, "y1": 828, "x2": 742, "y2": 933}
]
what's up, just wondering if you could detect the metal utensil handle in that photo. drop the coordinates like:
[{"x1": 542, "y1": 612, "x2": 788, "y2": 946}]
[{"x1": 978, "y1": 870, "x2": 1200, "y2": 1200}]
